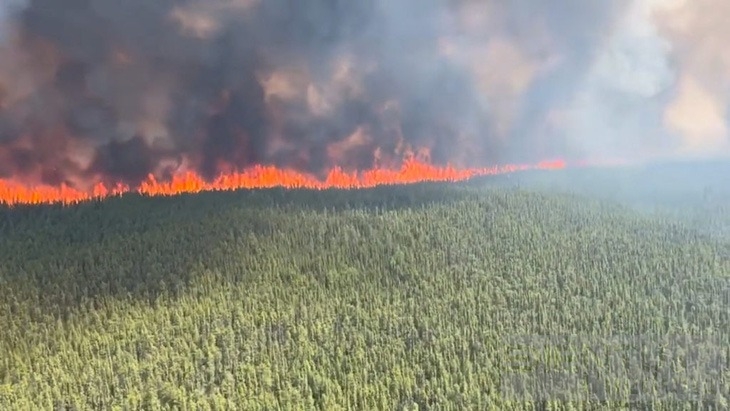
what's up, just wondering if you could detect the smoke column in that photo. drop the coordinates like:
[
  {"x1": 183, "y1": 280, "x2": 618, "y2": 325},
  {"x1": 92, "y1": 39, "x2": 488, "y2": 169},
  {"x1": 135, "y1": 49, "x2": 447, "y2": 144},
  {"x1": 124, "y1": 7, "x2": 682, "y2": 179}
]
[{"x1": 0, "y1": 0, "x2": 728, "y2": 190}]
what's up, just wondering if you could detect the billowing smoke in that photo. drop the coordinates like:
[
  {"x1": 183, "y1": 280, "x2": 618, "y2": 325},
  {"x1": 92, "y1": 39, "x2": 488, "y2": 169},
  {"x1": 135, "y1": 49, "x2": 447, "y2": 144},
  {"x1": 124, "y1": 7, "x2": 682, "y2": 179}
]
[
  {"x1": 655, "y1": 0, "x2": 730, "y2": 156},
  {"x1": 0, "y1": 0, "x2": 727, "y2": 188}
]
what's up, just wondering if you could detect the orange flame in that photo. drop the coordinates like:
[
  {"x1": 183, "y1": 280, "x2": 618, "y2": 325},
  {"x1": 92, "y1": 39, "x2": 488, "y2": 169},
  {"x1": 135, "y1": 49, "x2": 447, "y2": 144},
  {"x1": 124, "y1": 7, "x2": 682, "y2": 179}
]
[{"x1": 0, "y1": 158, "x2": 566, "y2": 206}]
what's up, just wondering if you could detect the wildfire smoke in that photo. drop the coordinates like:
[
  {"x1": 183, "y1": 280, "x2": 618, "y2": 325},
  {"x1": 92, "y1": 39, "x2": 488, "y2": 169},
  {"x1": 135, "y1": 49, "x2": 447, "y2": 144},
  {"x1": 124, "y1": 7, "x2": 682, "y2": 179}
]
[{"x1": 0, "y1": 0, "x2": 728, "y2": 206}]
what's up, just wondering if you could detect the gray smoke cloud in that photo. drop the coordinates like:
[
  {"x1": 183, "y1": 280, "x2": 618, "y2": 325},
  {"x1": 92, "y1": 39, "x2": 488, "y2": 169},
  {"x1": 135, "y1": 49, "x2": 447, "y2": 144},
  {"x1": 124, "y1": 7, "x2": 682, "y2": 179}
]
[{"x1": 0, "y1": 0, "x2": 727, "y2": 188}]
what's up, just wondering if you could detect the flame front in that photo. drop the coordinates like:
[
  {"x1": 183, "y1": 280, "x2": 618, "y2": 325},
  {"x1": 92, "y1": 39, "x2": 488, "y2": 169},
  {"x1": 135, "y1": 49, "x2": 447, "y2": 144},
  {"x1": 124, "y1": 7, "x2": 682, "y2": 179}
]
[{"x1": 0, "y1": 158, "x2": 566, "y2": 206}]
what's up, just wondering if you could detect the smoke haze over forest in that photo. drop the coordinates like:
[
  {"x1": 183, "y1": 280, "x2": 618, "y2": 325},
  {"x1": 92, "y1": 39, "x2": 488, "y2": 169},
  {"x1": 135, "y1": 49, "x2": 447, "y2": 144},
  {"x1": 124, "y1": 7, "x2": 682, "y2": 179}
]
[{"x1": 0, "y1": 0, "x2": 728, "y2": 188}]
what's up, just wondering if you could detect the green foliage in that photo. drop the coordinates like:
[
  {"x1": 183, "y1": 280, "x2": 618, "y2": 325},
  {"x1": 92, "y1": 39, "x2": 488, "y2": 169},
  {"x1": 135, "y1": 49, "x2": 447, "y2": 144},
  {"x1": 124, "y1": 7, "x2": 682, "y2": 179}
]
[{"x1": 0, "y1": 180, "x2": 727, "y2": 410}]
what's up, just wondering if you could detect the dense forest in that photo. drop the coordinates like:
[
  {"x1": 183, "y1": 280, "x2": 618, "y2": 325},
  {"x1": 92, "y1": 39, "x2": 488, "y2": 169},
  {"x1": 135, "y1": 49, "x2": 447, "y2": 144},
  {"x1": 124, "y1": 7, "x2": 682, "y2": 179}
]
[{"x1": 0, "y1": 165, "x2": 728, "y2": 410}]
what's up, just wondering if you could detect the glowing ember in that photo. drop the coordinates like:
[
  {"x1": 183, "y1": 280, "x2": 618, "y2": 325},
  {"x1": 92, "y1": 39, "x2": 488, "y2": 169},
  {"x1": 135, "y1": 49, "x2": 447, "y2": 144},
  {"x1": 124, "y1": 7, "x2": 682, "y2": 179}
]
[{"x1": 0, "y1": 158, "x2": 566, "y2": 206}]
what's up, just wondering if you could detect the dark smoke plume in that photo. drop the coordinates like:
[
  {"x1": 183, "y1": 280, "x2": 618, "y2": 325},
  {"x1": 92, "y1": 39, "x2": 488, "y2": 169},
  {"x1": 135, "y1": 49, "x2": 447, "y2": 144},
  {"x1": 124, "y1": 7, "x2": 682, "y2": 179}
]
[{"x1": 0, "y1": 0, "x2": 727, "y2": 187}]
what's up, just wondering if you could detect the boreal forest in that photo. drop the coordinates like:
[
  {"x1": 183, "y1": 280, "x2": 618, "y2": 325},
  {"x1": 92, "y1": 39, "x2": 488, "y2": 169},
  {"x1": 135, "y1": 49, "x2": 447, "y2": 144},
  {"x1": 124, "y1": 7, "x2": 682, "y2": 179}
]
[{"x1": 1, "y1": 162, "x2": 728, "y2": 410}]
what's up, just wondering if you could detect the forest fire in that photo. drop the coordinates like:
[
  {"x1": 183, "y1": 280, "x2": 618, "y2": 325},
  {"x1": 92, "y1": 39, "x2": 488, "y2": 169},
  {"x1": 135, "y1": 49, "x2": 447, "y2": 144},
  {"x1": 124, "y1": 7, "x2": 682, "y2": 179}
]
[
  {"x1": 0, "y1": 159, "x2": 566, "y2": 206},
  {"x1": 4, "y1": 0, "x2": 709, "y2": 208}
]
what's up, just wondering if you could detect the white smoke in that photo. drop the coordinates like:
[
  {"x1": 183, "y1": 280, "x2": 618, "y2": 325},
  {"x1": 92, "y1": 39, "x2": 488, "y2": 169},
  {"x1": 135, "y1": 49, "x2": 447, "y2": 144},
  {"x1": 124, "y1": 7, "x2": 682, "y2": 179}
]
[
  {"x1": 556, "y1": 0, "x2": 676, "y2": 162},
  {"x1": 531, "y1": 0, "x2": 730, "y2": 161}
]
